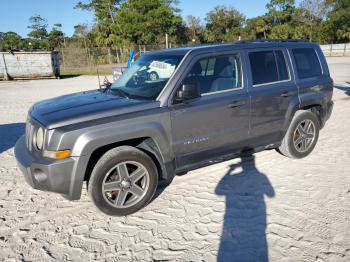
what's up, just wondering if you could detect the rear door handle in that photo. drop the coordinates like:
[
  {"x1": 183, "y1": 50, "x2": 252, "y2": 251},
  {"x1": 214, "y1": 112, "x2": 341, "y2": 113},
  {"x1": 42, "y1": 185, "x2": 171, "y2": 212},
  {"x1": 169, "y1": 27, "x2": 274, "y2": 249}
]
[
  {"x1": 281, "y1": 91, "x2": 294, "y2": 97},
  {"x1": 228, "y1": 100, "x2": 246, "y2": 108}
]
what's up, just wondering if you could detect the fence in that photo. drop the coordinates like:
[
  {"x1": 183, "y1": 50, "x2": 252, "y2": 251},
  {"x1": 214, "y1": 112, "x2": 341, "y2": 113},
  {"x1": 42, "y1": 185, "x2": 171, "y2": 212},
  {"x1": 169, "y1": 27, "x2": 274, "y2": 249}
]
[
  {"x1": 2, "y1": 42, "x2": 347, "y2": 78},
  {"x1": 320, "y1": 43, "x2": 350, "y2": 56},
  {"x1": 59, "y1": 43, "x2": 349, "y2": 72},
  {"x1": 58, "y1": 45, "x2": 166, "y2": 72}
]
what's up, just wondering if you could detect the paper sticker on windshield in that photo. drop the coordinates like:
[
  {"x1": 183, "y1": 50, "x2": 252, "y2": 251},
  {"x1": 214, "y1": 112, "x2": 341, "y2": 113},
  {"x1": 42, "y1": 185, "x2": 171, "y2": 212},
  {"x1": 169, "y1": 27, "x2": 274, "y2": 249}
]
[{"x1": 150, "y1": 61, "x2": 173, "y2": 71}]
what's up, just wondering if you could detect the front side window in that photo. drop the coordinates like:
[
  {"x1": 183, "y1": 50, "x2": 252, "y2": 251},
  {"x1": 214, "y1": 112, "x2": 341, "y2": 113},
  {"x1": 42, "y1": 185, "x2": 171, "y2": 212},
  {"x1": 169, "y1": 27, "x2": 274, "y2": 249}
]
[
  {"x1": 292, "y1": 48, "x2": 322, "y2": 79},
  {"x1": 182, "y1": 54, "x2": 242, "y2": 94},
  {"x1": 112, "y1": 54, "x2": 184, "y2": 100},
  {"x1": 249, "y1": 50, "x2": 289, "y2": 86}
]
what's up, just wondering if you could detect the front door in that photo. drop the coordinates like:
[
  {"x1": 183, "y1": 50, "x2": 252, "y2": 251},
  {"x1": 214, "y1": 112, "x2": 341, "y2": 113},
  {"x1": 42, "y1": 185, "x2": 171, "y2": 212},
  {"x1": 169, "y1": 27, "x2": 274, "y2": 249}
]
[{"x1": 170, "y1": 53, "x2": 250, "y2": 169}]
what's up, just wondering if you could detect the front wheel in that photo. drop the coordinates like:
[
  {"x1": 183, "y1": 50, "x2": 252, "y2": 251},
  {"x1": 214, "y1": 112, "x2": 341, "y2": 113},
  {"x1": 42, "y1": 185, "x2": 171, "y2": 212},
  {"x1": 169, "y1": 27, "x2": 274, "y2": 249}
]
[
  {"x1": 277, "y1": 110, "x2": 319, "y2": 159},
  {"x1": 88, "y1": 146, "x2": 158, "y2": 216}
]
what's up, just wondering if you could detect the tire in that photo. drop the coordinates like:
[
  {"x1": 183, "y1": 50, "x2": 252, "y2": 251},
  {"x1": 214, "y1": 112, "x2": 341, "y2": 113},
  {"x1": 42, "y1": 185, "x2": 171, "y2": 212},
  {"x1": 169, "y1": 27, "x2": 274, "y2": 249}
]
[
  {"x1": 277, "y1": 110, "x2": 320, "y2": 159},
  {"x1": 148, "y1": 71, "x2": 159, "y2": 81},
  {"x1": 88, "y1": 146, "x2": 158, "y2": 216}
]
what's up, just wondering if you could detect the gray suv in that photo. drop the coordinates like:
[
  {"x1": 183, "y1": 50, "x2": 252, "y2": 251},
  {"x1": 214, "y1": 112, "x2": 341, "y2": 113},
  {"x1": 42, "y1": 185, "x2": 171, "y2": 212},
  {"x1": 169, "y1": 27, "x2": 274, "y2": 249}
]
[{"x1": 15, "y1": 41, "x2": 334, "y2": 216}]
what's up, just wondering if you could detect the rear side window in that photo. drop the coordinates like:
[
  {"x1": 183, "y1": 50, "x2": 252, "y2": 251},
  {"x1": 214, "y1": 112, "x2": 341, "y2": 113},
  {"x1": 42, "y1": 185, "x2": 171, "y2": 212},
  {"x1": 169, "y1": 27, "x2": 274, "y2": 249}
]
[
  {"x1": 292, "y1": 48, "x2": 322, "y2": 79},
  {"x1": 249, "y1": 50, "x2": 289, "y2": 85}
]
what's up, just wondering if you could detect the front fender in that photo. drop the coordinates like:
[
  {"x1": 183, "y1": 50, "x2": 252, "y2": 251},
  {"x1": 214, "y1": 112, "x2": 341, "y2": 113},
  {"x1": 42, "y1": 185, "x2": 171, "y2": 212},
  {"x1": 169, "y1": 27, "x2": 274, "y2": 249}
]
[
  {"x1": 60, "y1": 110, "x2": 173, "y2": 200},
  {"x1": 72, "y1": 121, "x2": 171, "y2": 159}
]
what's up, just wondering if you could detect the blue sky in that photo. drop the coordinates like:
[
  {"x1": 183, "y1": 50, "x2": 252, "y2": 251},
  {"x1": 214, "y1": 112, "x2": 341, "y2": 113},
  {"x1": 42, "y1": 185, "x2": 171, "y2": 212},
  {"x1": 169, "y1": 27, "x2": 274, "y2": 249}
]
[{"x1": 0, "y1": 0, "x2": 302, "y2": 37}]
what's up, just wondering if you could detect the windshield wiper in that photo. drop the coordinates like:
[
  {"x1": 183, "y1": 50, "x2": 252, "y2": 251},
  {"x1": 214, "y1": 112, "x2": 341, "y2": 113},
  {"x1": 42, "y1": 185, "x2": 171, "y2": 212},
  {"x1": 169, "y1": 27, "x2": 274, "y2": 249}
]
[{"x1": 113, "y1": 88, "x2": 130, "y2": 99}]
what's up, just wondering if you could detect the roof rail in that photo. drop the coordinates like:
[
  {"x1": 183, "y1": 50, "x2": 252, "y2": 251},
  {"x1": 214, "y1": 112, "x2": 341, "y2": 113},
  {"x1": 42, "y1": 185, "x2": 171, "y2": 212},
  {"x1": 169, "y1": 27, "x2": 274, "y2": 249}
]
[{"x1": 237, "y1": 39, "x2": 310, "y2": 44}]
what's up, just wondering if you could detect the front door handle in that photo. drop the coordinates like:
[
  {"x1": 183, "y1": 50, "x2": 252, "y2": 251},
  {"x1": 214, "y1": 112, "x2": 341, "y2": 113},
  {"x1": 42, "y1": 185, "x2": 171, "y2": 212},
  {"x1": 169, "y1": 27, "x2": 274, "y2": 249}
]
[
  {"x1": 228, "y1": 100, "x2": 246, "y2": 108},
  {"x1": 281, "y1": 91, "x2": 294, "y2": 97}
]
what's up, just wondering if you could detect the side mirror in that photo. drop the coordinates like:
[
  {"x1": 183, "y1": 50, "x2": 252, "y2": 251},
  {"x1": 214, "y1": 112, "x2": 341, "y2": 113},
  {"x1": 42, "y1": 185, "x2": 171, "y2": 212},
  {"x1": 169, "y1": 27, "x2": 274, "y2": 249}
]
[{"x1": 175, "y1": 83, "x2": 201, "y2": 103}]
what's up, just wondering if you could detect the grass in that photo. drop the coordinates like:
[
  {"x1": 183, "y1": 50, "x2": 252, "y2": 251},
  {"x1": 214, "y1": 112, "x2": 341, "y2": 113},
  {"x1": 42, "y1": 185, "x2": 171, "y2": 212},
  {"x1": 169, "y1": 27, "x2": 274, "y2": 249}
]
[{"x1": 60, "y1": 70, "x2": 112, "y2": 77}]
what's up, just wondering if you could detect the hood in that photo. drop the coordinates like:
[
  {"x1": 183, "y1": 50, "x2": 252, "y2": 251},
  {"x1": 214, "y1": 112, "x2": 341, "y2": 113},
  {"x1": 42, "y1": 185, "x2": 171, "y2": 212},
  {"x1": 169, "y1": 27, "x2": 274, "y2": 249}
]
[{"x1": 30, "y1": 90, "x2": 159, "y2": 129}]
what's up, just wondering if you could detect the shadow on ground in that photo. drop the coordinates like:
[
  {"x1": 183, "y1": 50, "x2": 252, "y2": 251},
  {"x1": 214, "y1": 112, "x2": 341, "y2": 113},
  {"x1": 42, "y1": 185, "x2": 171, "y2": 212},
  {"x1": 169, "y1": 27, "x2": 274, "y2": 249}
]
[
  {"x1": 215, "y1": 154, "x2": 275, "y2": 262},
  {"x1": 335, "y1": 84, "x2": 350, "y2": 96},
  {"x1": 59, "y1": 74, "x2": 82, "y2": 79},
  {"x1": 0, "y1": 123, "x2": 25, "y2": 154}
]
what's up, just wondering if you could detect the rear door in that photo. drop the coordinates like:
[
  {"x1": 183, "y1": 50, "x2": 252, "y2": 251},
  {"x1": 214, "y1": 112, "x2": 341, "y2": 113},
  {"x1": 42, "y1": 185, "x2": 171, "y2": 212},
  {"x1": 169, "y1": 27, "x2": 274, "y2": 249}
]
[
  {"x1": 246, "y1": 48, "x2": 299, "y2": 146},
  {"x1": 169, "y1": 51, "x2": 250, "y2": 169}
]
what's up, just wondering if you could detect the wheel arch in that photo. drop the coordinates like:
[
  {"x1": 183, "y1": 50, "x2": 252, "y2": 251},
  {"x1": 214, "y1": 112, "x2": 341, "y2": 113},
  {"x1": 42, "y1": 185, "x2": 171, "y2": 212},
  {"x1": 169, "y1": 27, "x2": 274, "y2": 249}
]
[
  {"x1": 299, "y1": 104, "x2": 323, "y2": 127},
  {"x1": 284, "y1": 98, "x2": 324, "y2": 134},
  {"x1": 83, "y1": 137, "x2": 175, "y2": 184}
]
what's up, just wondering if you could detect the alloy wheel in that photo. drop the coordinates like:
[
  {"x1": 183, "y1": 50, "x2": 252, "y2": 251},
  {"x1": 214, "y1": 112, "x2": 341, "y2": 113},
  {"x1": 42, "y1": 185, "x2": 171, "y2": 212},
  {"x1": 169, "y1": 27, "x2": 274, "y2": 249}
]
[
  {"x1": 102, "y1": 161, "x2": 150, "y2": 208},
  {"x1": 293, "y1": 119, "x2": 316, "y2": 153}
]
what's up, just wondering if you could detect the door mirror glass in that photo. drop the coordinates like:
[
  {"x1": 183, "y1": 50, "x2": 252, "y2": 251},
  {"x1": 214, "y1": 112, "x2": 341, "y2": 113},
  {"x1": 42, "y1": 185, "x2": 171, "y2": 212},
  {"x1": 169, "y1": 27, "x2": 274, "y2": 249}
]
[{"x1": 175, "y1": 83, "x2": 200, "y2": 103}]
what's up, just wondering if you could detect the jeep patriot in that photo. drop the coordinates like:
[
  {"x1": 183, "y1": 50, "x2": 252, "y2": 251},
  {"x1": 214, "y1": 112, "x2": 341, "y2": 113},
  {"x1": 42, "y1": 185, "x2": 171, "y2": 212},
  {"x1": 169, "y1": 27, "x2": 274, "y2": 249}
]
[{"x1": 15, "y1": 40, "x2": 334, "y2": 216}]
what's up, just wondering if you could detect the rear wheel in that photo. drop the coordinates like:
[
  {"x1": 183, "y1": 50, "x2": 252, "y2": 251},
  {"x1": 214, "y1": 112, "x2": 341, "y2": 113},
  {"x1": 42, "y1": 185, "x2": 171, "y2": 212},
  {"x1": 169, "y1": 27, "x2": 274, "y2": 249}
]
[
  {"x1": 277, "y1": 110, "x2": 319, "y2": 159},
  {"x1": 88, "y1": 146, "x2": 158, "y2": 216}
]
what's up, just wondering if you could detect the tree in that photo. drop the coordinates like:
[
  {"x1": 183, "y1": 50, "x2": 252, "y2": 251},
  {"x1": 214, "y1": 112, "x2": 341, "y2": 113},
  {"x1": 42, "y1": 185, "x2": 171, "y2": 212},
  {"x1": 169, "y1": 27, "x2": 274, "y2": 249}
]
[
  {"x1": 75, "y1": 0, "x2": 125, "y2": 48},
  {"x1": 186, "y1": 15, "x2": 204, "y2": 43},
  {"x1": 27, "y1": 15, "x2": 48, "y2": 40},
  {"x1": 73, "y1": 24, "x2": 89, "y2": 38},
  {"x1": 266, "y1": 0, "x2": 295, "y2": 25},
  {"x1": 114, "y1": 0, "x2": 187, "y2": 45},
  {"x1": 326, "y1": 0, "x2": 350, "y2": 11},
  {"x1": 300, "y1": 0, "x2": 329, "y2": 20},
  {"x1": 48, "y1": 24, "x2": 64, "y2": 50},
  {"x1": 319, "y1": 0, "x2": 350, "y2": 43},
  {"x1": 245, "y1": 16, "x2": 270, "y2": 39},
  {"x1": 269, "y1": 23, "x2": 294, "y2": 39},
  {"x1": 292, "y1": 0, "x2": 328, "y2": 41},
  {"x1": 322, "y1": 11, "x2": 350, "y2": 43},
  {"x1": 0, "y1": 32, "x2": 24, "y2": 51},
  {"x1": 75, "y1": 0, "x2": 124, "y2": 24},
  {"x1": 205, "y1": 5, "x2": 245, "y2": 42}
]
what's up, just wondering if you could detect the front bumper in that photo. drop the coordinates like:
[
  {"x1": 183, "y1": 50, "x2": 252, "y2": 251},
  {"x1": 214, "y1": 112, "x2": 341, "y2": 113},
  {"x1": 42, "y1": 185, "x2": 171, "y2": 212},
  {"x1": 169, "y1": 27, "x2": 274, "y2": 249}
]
[{"x1": 14, "y1": 135, "x2": 83, "y2": 200}]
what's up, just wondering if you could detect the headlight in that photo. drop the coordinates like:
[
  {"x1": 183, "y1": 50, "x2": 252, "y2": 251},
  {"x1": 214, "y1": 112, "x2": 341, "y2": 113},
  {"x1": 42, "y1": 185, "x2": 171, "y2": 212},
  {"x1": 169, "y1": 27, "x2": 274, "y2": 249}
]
[{"x1": 35, "y1": 127, "x2": 44, "y2": 150}]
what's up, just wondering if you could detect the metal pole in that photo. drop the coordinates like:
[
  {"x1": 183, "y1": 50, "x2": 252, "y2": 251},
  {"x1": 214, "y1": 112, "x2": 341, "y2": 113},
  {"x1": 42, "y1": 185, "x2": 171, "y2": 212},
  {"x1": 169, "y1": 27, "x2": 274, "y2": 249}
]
[
  {"x1": 165, "y1": 33, "x2": 169, "y2": 49},
  {"x1": 344, "y1": 43, "x2": 347, "y2": 57},
  {"x1": 61, "y1": 48, "x2": 66, "y2": 70},
  {"x1": 1, "y1": 53, "x2": 9, "y2": 80},
  {"x1": 116, "y1": 47, "x2": 120, "y2": 63},
  {"x1": 108, "y1": 47, "x2": 112, "y2": 64}
]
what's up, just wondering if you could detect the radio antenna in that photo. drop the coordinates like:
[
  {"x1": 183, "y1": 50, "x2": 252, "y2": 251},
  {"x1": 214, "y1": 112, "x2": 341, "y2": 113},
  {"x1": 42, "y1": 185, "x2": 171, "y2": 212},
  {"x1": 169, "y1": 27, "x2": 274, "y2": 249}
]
[{"x1": 97, "y1": 67, "x2": 102, "y2": 88}]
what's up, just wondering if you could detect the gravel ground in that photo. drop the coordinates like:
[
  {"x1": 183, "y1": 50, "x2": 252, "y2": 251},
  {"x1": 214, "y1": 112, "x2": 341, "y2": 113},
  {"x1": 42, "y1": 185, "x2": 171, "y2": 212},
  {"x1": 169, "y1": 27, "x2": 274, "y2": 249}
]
[{"x1": 0, "y1": 57, "x2": 349, "y2": 262}]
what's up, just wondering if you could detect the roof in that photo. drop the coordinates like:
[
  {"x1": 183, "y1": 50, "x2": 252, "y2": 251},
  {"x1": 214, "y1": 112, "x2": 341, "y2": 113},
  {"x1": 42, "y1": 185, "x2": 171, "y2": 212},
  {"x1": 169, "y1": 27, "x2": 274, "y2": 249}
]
[{"x1": 147, "y1": 40, "x2": 318, "y2": 56}]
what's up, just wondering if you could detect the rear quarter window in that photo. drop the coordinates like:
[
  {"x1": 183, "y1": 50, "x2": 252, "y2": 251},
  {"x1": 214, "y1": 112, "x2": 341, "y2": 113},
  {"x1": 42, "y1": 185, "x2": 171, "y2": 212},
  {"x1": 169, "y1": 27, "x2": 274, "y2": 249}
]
[{"x1": 292, "y1": 48, "x2": 322, "y2": 79}]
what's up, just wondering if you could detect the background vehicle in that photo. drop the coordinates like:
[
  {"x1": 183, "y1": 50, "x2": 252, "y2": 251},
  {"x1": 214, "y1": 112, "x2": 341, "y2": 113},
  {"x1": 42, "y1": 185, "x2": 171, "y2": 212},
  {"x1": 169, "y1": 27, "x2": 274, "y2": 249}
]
[
  {"x1": 147, "y1": 59, "x2": 177, "y2": 80},
  {"x1": 15, "y1": 40, "x2": 333, "y2": 216}
]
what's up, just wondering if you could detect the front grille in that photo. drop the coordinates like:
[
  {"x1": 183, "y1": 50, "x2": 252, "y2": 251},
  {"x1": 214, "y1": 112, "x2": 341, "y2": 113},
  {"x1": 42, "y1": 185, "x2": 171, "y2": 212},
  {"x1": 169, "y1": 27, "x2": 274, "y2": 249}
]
[{"x1": 25, "y1": 120, "x2": 35, "y2": 151}]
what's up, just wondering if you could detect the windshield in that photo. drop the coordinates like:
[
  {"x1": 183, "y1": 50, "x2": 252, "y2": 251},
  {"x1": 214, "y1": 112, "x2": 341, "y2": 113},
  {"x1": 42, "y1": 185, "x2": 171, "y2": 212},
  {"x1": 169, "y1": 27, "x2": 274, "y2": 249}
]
[{"x1": 111, "y1": 54, "x2": 184, "y2": 100}]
